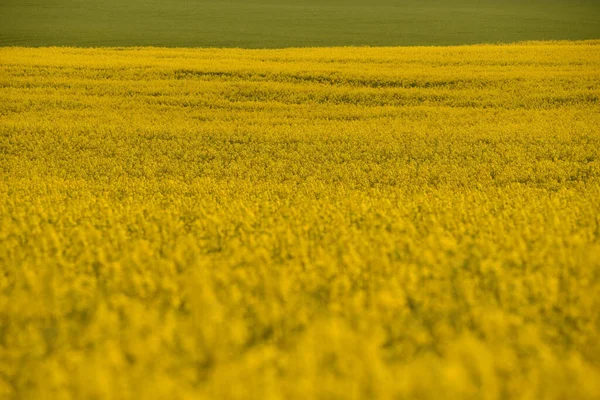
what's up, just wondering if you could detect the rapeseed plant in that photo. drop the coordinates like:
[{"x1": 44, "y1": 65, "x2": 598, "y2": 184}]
[{"x1": 0, "y1": 41, "x2": 599, "y2": 399}]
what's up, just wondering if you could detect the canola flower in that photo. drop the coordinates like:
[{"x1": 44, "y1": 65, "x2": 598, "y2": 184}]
[{"x1": 0, "y1": 41, "x2": 599, "y2": 399}]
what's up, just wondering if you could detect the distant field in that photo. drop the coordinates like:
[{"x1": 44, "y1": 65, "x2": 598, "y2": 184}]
[
  {"x1": 1, "y1": 42, "x2": 600, "y2": 399},
  {"x1": 0, "y1": 0, "x2": 599, "y2": 47}
]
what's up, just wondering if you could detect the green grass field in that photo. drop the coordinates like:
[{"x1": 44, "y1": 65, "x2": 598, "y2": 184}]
[{"x1": 1, "y1": 0, "x2": 599, "y2": 48}]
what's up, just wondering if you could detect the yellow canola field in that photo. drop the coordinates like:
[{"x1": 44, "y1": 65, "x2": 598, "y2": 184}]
[{"x1": 1, "y1": 41, "x2": 600, "y2": 399}]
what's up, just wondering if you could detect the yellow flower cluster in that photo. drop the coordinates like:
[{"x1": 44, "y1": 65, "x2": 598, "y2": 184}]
[{"x1": 0, "y1": 41, "x2": 599, "y2": 399}]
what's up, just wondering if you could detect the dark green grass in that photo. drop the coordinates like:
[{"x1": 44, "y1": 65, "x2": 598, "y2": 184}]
[{"x1": 1, "y1": 0, "x2": 599, "y2": 48}]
